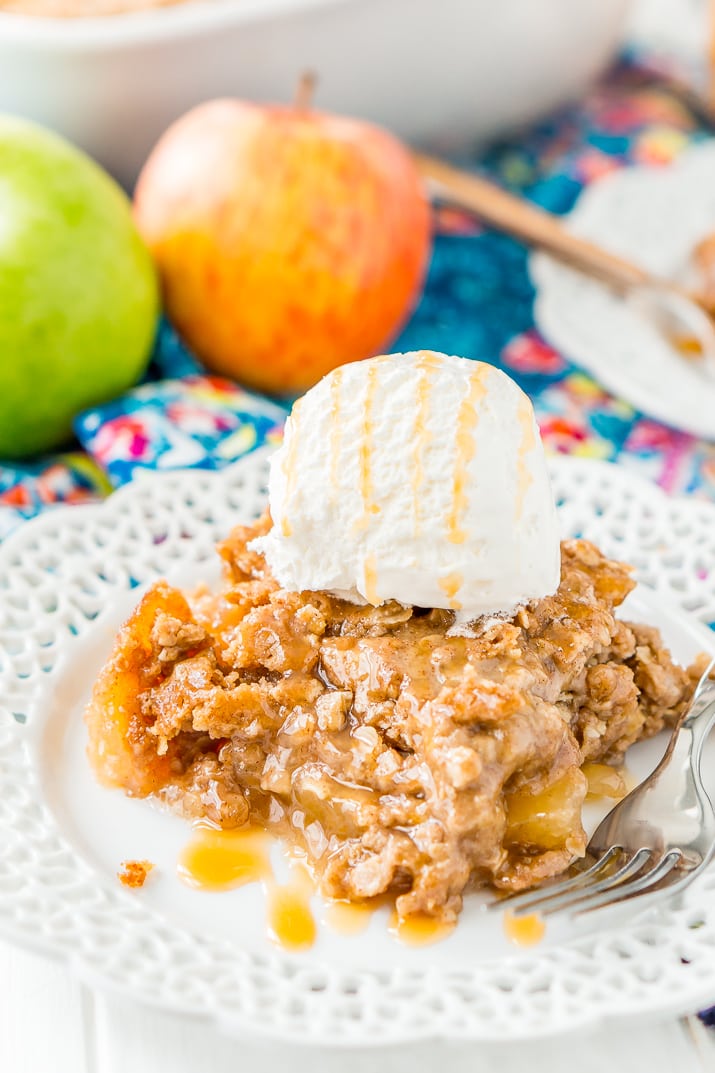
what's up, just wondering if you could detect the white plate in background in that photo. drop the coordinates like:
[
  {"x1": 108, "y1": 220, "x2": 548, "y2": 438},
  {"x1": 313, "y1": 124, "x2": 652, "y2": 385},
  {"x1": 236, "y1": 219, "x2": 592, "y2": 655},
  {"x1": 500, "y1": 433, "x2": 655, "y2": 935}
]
[{"x1": 532, "y1": 143, "x2": 715, "y2": 441}]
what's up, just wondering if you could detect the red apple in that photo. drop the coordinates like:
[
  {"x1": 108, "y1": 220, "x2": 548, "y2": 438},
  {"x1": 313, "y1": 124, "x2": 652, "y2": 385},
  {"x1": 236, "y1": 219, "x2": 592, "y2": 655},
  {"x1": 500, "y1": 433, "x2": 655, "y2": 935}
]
[{"x1": 134, "y1": 94, "x2": 431, "y2": 395}]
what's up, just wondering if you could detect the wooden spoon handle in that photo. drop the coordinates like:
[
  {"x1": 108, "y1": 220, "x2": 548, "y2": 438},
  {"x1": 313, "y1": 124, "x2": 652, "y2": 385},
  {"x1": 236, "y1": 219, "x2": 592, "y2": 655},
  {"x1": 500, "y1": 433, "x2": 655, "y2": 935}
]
[{"x1": 414, "y1": 152, "x2": 653, "y2": 293}]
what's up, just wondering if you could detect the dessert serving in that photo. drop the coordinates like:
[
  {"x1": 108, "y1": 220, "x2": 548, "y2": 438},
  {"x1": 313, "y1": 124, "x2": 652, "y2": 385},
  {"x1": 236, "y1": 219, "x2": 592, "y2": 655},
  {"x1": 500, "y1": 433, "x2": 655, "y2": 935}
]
[{"x1": 85, "y1": 351, "x2": 700, "y2": 926}]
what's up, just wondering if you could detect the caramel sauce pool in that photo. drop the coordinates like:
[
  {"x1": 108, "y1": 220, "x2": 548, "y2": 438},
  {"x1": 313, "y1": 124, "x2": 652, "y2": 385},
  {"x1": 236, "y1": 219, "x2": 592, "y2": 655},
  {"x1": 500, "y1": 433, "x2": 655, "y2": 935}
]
[
  {"x1": 178, "y1": 827, "x2": 458, "y2": 951},
  {"x1": 503, "y1": 910, "x2": 546, "y2": 947},
  {"x1": 388, "y1": 910, "x2": 455, "y2": 947},
  {"x1": 178, "y1": 826, "x2": 271, "y2": 890},
  {"x1": 267, "y1": 878, "x2": 317, "y2": 952},
  {"x1": 179, "y1": 827, "x2": 316, "y2": 952}
]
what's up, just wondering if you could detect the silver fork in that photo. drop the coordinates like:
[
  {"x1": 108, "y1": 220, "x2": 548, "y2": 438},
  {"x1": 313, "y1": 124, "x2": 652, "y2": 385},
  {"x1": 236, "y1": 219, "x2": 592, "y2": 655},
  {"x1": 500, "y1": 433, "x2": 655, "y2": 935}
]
[{"x1": 499, "y1": 659, "x2": 715, "y2": 920}]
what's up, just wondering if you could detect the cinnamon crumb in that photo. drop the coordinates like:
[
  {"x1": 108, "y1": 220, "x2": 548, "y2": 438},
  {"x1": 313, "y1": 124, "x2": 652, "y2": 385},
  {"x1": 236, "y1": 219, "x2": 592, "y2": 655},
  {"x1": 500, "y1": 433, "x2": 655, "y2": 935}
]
[{"x1": 118, "y1": 859, "x2": 155, "y2": 889}]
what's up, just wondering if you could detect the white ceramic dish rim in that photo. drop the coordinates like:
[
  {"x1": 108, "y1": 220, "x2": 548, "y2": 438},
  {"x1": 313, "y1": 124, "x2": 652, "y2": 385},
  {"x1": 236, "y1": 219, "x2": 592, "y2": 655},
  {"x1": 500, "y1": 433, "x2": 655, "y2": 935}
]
[{"x1": 0, "y1": 0, "x2": 358, "y2": 48}]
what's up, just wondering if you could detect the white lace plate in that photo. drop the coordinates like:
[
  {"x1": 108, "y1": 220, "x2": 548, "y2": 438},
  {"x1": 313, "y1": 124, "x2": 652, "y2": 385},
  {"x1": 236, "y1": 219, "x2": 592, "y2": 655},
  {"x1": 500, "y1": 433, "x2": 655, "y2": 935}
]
[
  {"x1": 2, "y1": 448, "x2": 715, "y2": 1045},
  {"x1": 531, "y1": 142, "x2": 715, "y2": 440}
]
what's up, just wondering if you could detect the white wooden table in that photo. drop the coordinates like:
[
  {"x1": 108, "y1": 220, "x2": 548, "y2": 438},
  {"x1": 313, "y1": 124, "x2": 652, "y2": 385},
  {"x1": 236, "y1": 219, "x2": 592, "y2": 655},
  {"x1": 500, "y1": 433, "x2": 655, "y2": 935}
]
[
  {"x1": 3, "y1": 3, "x2": 715, "y2": 1070},
  {"x1": 3, "y1": 941, "x2": 715, "y2": 1072}
]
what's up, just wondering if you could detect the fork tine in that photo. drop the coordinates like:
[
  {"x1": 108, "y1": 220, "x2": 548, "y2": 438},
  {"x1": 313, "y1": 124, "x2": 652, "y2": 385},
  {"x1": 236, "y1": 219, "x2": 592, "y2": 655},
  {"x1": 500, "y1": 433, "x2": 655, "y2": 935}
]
[
  {"x1": 493, "y1": 846, "x2": 622, "y2": 915},
  {"x1": 572, "y1": 850, "x2": 683, "y2": 917},
  {"x1": 510, "y1": 848, "x2": 654, "y2": 918}
]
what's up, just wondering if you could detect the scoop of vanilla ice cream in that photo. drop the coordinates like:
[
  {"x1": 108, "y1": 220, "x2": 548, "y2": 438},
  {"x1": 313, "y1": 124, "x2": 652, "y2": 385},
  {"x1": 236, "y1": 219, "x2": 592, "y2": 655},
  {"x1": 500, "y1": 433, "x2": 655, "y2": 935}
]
[{"x1": 252, "y1": 351, "x2": 561, "y2": 622}]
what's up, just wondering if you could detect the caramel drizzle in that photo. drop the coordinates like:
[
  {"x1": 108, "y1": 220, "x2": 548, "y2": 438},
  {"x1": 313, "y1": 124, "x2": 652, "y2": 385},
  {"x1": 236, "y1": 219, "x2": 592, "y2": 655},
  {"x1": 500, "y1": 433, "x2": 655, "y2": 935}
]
[
  {"x1": 503, "y1": 909, "x2": 545, "y2": 948},
  {"x1": 438, "y1": 572, "x2": 463, "y2": 610},
  {"x1": 280, "y1": 398, "x2": 303, "y2": 538},
  {"x1": 178, "y1": 827, "x2": 317, "y2": 952},
  {"x1": 446, "y1": 367, "x2": 488, "y2": 544},
  {"x1": 356, "y1": 361, "x2": 381, "y2": 528},
  {"x1": 515, "y1": 393, "x2": 537, "y2": 520},
  {"x1": 328, "y1": 368, "x2": 344, "y2": 502},
  {"x1": 388, "y1": 909, "x2": 455, "y2": 947},
  {"x1": 363, "y1": 552, "x2": 379, "y2": 606},
  {"x1": 177, "y1": 825, "x2": 457, "y2": 951},
  {"x1": 412, "y1": 352, "x2": 440, "y2": 536},
  {"x1": 266, "y1": 863, "x2": 316, "y2": 952}
]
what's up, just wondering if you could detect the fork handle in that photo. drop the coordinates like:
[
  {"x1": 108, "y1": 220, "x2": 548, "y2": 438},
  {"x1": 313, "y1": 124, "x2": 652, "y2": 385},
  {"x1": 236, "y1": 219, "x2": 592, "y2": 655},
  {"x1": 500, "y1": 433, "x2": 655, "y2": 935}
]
[
  {"x1": 649, "y1": 678, "x2": 715, "y2": 786},
  {"x1": 676, "y1": 679, "x2": 715, "y2": 780}
]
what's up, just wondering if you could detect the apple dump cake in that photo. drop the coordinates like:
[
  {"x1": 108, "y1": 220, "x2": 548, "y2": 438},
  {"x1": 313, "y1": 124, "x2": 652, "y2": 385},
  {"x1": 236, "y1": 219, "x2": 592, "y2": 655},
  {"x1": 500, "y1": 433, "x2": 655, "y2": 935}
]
[{"x1": 85, "y1": 352, "x2": 700, "y2": 923}]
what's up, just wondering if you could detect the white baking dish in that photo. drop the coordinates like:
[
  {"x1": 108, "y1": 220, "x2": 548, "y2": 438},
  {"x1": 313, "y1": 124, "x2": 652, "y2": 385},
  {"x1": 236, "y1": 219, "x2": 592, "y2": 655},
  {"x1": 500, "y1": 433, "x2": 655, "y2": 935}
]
[{"x1": 0, "y1": 0, "x2": 631, "y2": 188}]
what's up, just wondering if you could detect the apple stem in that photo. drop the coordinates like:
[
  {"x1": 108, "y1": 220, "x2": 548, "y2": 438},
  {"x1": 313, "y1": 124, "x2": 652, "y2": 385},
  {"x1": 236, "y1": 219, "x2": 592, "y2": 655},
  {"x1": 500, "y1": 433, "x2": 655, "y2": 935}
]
[{"x1": 295, "y1": 71, "x2": 317, "y2": 111}]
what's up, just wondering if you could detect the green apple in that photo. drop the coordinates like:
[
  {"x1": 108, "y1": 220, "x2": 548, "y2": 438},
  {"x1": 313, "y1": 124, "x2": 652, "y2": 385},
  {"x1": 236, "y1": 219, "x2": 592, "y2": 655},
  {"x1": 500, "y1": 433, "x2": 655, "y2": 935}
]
[{"x1": 0, "y1": 115, "x2": 159, "y2": 459}]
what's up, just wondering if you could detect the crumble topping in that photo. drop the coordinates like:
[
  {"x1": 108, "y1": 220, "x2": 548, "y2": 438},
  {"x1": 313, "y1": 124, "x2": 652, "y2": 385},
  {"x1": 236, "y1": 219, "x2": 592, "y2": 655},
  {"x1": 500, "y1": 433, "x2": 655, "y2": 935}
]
[
  {"x1": 118, "y1": 859, "x2": 155, "y2": 889},
  {"x1": 87, "y1": 520, "x2": 698, "y2": 922}
]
